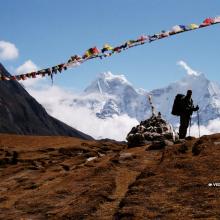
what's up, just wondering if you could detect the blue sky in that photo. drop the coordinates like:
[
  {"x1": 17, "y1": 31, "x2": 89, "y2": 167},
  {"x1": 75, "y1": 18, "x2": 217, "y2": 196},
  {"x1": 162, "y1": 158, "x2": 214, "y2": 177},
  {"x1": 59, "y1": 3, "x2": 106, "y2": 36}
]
[{"x1": 1, "y1": 0, "x2": 220, "y2": 91}]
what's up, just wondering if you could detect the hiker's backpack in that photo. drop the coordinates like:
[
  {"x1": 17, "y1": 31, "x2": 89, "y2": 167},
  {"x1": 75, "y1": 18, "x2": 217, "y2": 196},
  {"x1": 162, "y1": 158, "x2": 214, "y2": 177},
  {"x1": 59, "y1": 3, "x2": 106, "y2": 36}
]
[{"x1": 171, "y1": 94, "x2": 185, "y2": 116}]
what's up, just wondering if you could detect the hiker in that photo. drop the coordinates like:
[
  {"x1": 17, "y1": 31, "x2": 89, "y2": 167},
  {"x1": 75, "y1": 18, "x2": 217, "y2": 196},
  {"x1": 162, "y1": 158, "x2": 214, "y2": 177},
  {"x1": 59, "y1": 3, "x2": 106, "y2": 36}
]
[{"x1": 178, "y1": 90, "x2": 199, "y2": 139}]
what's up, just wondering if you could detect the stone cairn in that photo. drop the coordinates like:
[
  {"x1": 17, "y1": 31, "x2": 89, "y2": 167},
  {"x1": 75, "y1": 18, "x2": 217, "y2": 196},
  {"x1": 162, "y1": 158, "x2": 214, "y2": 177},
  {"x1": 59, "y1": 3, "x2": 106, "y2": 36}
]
[{"x1": 126, "y1": 95, "x2": 177, "y2": 148}]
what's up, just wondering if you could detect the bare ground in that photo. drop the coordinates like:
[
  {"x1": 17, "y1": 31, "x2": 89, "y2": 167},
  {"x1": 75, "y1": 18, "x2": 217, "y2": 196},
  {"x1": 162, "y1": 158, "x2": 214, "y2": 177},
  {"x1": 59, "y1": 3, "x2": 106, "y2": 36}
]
[{"x1": 0, "y1": 134, "x2": 220, "y2": 219}]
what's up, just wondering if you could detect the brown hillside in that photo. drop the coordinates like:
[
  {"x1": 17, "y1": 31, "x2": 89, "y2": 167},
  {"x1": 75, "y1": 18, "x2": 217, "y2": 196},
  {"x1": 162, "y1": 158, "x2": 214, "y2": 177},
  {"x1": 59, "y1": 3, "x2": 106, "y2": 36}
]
[{"x1": 0, "y1": 133, "x2": 220, "y2": 219}]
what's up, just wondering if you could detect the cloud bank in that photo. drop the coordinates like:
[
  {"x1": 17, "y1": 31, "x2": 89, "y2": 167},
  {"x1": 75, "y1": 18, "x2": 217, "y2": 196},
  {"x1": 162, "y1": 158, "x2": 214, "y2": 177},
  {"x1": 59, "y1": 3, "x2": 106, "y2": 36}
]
[
  {"x1": 189, "y1": 118, "x2": 220, "y2": 137},
  {"x1": 0, "y1": 41, "x2": 19, "y2": 60},
  {"x1": 26, "y1": 84, "x2": 138, "y2": 140}
]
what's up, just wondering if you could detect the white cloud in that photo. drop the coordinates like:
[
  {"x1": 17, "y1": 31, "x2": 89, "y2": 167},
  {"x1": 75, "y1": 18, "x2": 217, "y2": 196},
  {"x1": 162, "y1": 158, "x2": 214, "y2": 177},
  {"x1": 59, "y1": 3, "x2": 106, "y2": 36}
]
[
  {"x1": 177, "y1": 60, "x2": 200, "y2": 76},
  {"x1": 15, "y1": 60, "x2": 46, "y2": 87},
  {"x1": 21, "y1": 75, "x2": 47, "y2": 88},
  {"x1": 0, "y1": 41, "x2": 19, "y2": 60},
  {"x1": 190, "y1": 118, "x2": 220, "y2": 137},
  {"x1": 173, "y1": 118, "x2": 220, "y2": 138},
  {"x1": 26, "y1": 85, "x2": 138, "y2": 141},
  {"x1": 16, "y1": 60, "x2": 38, "y2": 75}
]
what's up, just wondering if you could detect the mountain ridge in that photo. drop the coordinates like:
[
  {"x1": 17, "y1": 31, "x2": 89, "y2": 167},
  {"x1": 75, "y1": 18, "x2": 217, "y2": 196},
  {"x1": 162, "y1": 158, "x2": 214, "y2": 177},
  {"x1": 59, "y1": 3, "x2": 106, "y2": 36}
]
[
  {"x1": 74, "y1": 71, "x2": 220, "y2": 127},
  {"x1": 0, "y1": 63, "x2": 93, "y2": 140}
]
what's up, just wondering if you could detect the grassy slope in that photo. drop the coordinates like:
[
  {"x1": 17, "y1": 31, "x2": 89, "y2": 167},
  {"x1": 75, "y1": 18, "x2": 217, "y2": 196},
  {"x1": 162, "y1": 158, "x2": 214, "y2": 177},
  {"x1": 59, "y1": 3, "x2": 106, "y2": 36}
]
[{"x1": 0, "y1": 133, "x2": 220, "y2": 219}]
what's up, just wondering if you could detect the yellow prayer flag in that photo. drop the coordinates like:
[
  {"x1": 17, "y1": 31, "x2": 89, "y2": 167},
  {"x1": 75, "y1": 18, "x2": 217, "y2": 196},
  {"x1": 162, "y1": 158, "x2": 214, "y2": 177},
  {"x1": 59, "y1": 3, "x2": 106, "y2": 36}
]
[
  {"x1": 103, "y1": 44, "x2": 113, "y2": 51},
  {"x1": 188, "y1": 23, "x2": 199, "y2": 29}
]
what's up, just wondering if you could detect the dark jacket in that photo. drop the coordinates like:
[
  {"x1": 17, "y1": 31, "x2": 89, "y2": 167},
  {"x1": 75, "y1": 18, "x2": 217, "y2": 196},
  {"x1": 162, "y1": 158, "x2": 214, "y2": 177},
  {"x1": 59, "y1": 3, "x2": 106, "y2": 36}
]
[{"x1": 180, "y1": 96, "x2": 195, "y2": 116}]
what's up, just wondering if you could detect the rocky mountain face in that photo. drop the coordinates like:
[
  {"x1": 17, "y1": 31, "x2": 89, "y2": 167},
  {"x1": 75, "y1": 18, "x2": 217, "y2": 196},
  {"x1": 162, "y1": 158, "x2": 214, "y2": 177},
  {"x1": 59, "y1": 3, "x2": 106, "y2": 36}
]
[
  {"x1": 0, "y1": 133, "x2": 220, "y2": 219},
  {"x1": 0, "y1": 63, "x2": 92, "y2": 140},
  {"x1": 72, "y1": 71, "x2": 220, "y2": 127},
  {"x1": 74, "y1": 72, "x2": 151, "y2": 121}
]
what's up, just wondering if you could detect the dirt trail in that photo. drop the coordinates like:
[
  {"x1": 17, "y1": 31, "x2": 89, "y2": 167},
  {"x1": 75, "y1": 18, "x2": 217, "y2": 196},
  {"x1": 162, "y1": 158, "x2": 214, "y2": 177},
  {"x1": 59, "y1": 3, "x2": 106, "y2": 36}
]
[
  {"x1": 89, "y1": 168, "x2": 139, "y2": 220},
  {"x1": 89, "y1": 147, "x2": 162, "y2": 220}
]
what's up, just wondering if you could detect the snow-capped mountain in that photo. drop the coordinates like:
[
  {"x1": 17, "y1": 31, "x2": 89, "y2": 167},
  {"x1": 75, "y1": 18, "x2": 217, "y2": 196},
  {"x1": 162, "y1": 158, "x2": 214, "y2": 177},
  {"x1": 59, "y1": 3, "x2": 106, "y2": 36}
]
[
  {"x1": 150, "y1": 73, "x2": 220, "y2": 125},
  {"x1": 73, "y1": 72, "x2": 151, "y2": 121},
  {"x1": 71, "y1": 71, "x2": 220, "y2": 127}
]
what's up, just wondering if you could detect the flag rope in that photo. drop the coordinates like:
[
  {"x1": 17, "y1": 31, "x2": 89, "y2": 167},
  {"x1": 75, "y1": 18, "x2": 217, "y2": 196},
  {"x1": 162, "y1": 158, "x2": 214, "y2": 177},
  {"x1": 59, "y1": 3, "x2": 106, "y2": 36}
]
[{"x1": 0, "y1": 17, "x2": 219, "y2": 82}]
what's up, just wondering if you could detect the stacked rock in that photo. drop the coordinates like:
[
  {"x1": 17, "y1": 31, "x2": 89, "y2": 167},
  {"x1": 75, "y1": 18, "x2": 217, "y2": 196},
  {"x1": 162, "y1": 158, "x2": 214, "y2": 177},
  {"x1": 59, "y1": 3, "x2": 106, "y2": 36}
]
[{"x1": 126, "y1": 112, "x2": 176, "y2": 147}]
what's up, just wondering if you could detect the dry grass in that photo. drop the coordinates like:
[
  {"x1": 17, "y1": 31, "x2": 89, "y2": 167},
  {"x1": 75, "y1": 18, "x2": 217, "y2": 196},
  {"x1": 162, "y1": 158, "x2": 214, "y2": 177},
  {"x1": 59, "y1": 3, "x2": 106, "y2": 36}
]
[{"x1": 0, "y1": 133, "x2": 220, "y2": 219}]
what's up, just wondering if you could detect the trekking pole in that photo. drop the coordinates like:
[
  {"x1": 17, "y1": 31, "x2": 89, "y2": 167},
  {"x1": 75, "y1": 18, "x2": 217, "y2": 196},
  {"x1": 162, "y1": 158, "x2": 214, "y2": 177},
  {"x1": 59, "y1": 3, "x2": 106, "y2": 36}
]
[
  {"x1": 189, "y1": 116, "x2": 191, "y2": 137},
  {"x1": 197, "y1": 110, "x2": 200, "y2": 138}
]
